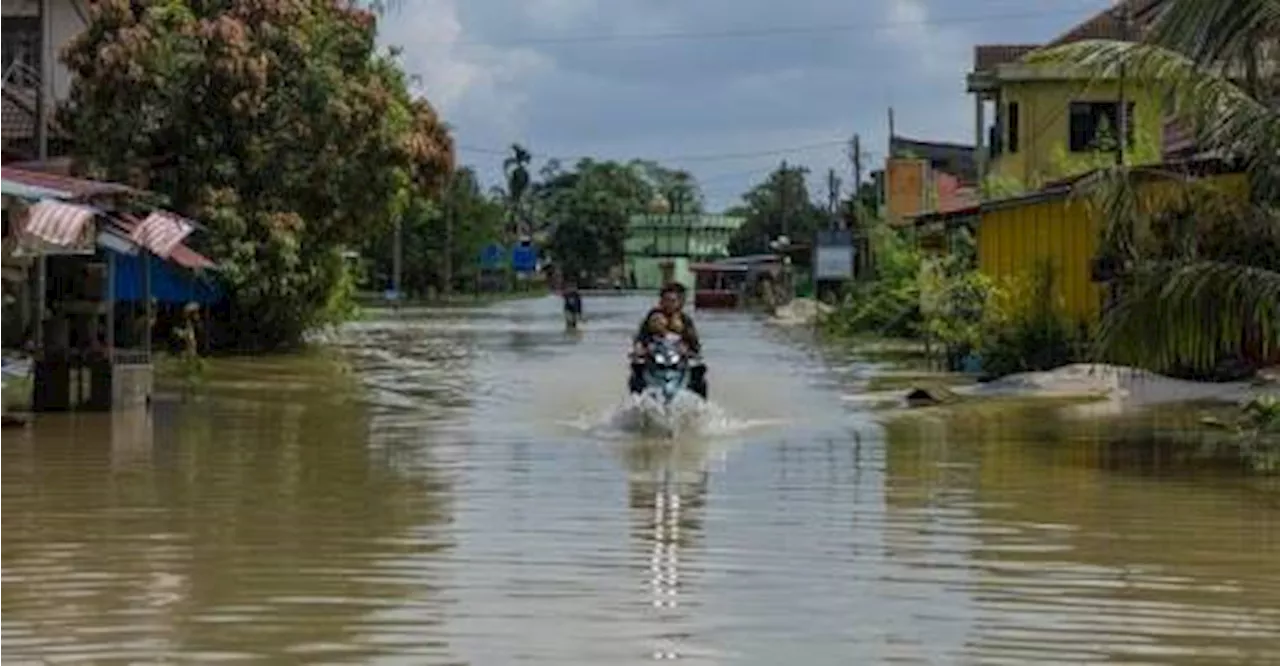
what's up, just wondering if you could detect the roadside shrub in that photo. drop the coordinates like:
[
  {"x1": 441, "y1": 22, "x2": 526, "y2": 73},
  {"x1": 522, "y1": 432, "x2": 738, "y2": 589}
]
[
  {"x1": 820, "y1": 223, "x2": 923, "y2": 338},
  {"x1": 976, "y1": 264, "x2": 1081, "y2": 379}
]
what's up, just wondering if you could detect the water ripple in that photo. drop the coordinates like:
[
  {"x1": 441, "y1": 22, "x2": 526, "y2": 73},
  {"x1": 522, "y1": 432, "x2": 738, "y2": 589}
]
[{"x1": 4, "y1": 295, "x2": 1279, "y2": 664}]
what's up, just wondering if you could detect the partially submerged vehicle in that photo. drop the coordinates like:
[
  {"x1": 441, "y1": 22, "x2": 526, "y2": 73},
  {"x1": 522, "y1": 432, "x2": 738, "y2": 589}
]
[
  {"x1": 633, "y1": 334, "x2": 694, "y2": 404},
  {"x1": 623, "y1": 335, "x2": 709, "y2": 437},
  {"x1": 629, "y1": 334, "x2": 708, "y2": 402}
]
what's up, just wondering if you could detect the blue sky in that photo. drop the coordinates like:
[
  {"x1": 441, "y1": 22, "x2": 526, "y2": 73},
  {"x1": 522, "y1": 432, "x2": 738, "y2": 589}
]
[{"x1": 378, "y1": 0, "x2": 1113, "y2": 210}]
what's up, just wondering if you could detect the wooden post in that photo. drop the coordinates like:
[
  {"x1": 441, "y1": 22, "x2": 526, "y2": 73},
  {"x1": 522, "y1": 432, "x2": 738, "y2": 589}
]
[
  {"x1": 142, "y1": 249, "x2": 152, "y2": 360},
  {"x1": 106, "y1": 251, "x2": 116, "y2": 354},
  {"x1": 34, "y1": 255, "x2": 46, "y2": 349}
]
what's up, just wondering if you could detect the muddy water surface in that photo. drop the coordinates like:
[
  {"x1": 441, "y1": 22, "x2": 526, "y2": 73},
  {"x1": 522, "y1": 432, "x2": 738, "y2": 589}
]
[{"x1": 3, "y1": 294, "x2": 1278, "y2": 664}]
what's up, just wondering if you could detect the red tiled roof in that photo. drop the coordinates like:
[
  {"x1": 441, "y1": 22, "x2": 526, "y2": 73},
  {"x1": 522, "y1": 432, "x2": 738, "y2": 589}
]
[{"x1": 1, "y1": 166, "x2": 137, "y2": 201}]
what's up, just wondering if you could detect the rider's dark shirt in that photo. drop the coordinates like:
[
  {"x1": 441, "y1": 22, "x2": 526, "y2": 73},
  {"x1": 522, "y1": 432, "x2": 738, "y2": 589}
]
[{"x1": 563, "y1": 292, "x2": 582, "y2": 313}]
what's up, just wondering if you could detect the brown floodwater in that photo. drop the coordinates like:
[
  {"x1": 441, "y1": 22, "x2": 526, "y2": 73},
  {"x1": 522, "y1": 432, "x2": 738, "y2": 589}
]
[{"x1": 3, "y1": 294, "x2": 1278, "y2": 664}]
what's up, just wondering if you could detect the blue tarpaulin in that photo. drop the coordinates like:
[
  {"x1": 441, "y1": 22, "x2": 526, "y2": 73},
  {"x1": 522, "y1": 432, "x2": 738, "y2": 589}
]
[{"x1": 107, "y1": 250, "x2": 222, "y2": 305}]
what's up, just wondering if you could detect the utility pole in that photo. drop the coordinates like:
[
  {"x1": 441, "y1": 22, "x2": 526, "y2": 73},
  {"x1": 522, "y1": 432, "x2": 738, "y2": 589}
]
[
  {"x1": 392, "y1": 215, "x2": 403, "y2": 299},
  {"x1": 887, "y1": 108, "x2": 896, "y2": 152},
  {"x1": 849, "y1": 134, "x2": 863, "y2": 230},
  {"x1": 826, "y1": 168, "x2": 841, "y2": 229},
  {"x1": 1116, "y1": 0, "x2": 1132, "y2": 166},
  {"x1": 35, "y1": 0, "x2": 50, "y2": 161},
  {"x1": 779, "y1": 159, "x2": 790, "y2": 240},
  {"x1": 443, "y1": 176, "x2": 454, "y2": 296},
  {"x1": 32, "y1": 0, "x2": 51, "y2": 351},
  {"x1": 853, "y1": 134, "x2": 863, "y2": 193}
]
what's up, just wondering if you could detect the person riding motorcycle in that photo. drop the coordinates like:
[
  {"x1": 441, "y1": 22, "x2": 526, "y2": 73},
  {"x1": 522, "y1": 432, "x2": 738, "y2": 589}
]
[
  {"x1": 629, "y1": 282, "x2": 708, "y2": 398},
  {"x1": 562, "y1": 282, "x2": 583, "y2": 328}
]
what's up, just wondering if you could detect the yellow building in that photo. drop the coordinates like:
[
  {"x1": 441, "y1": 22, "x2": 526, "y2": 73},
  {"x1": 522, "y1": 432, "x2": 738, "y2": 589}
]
[
  {"x1": 912, "y1": 160, "x2": 1248, "y2": 328},
  {"x1": 967, "y1": 0, "x2": 1173, "y2": 189}
]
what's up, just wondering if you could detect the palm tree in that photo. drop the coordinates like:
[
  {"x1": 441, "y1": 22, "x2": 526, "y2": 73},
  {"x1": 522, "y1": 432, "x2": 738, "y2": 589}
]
[
  {"x1": 503, "y1": 143, "x2": 532, "y2": 237},
  {"x1": 1030, "y1": 0, "x2": 1280, "y2": 375}
]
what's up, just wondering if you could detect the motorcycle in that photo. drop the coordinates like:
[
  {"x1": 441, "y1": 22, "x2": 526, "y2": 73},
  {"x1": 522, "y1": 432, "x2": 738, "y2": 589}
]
[{"x1": 633, "y1": 334, "x2": 695, "y2": 405}]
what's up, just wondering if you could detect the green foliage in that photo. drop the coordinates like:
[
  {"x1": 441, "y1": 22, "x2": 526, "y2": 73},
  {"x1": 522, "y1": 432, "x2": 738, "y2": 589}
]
[
  {"x1": 820, "y1": 221, "x2": 923, "y2": 339},
  {"x1": 820, "y1": 225, "x2": 1083, "y2": 379},
  {"x1": 60, "y1": 0, "x2": 453, "y2": 350},
  {"x1": 364, "y1": 168, "x2": 505, "y2": 296},
  {"x1": 504, "y1": 144, "x2": 533, "y2": 234},
  {"x1": 980, "y1": 174, "x2": 1029, "y2": 200},
  {"x1": 976, "y1": 263, "x2": 1081, "y2": 379},
  {"x1": 727, "y1": 163, "x2": 830, "y2": 255},
  {"x1": 918, "y1": 231, "x2": 998, "y2": 362},
  {"x1": 539, "y1": 159, "x2": 698, "y2": 281},
  {"x1": 1202, "y1": 395, "x2": 1280, "y2": 473},
  {"x1": 1028, "y1": 2, "x2": 1280, "y2": 376}
]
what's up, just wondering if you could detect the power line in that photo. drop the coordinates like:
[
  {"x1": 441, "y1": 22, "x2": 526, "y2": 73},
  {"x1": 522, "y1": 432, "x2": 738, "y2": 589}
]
[
  {"x1": 457, "y1": 139, "x2": 851, "y2": 165},
  {"x1": 462, "y1": 7, "x2": 1105, "y2": 48}
]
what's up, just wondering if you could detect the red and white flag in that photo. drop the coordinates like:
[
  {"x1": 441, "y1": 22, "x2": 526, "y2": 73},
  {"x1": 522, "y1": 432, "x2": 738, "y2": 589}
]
[{"x1": 131, "y1": 211, "x2": 194, "y2": 258}]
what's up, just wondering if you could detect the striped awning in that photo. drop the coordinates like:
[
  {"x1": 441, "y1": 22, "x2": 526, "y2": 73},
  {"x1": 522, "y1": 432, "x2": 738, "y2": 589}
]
[
  {"x1": 22, "y1": 199, "x2": 98, "y2": 252},
  {"x1": 130, "y1": 211, "x2": 195, "y2": 258}
]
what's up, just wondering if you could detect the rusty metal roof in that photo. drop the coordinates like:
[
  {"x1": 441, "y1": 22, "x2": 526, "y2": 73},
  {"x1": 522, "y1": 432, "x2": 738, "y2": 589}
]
[
  {"x1": 113, "y1": 214, "x2": 216, "y2": 271},
  {"x1": 1, "y1": 166, "x2": 138, "y2": 201},
  {"x1": 972, "y1": 1, "x2": 1165, "y2": 75},
  {"x1": 1045, "y1": 0, "x2": 1165, "y2": 48},
  {"x1": 973, "y1": 44, "x2": 1041, "y2": 72}
]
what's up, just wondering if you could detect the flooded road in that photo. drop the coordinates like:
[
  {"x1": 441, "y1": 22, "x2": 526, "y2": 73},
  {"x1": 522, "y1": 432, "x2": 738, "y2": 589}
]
[{"x1": 4, "y1": 294, "x2": 1279, "y2": 664}]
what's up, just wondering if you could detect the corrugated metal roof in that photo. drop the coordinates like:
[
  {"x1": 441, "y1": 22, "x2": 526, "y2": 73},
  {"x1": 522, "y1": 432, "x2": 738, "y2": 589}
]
[
  {"x1": 0, "y1": 167, "x2": 137, "y2": 201},
  {"x1": 1045, "y1": 0, "x2": 1165, "y2": 49},
  {"x1": 114, "y1": 215, "x2": 216, "y2": 271},
  {"x1": 973, "y1": 44, "x2": 1040, "y2": 72},
  {"x1": 1, "y1": 179, "x2": 69, "y2": 199}
]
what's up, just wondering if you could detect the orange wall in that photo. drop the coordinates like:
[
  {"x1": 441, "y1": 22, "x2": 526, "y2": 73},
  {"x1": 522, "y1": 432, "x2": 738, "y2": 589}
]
[{"x1": 886, "y1": 158, "x2": 928, "y2": 226}]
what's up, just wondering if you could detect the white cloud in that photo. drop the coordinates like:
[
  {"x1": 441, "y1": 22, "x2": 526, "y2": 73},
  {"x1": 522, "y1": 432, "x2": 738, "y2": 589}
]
[
  {"x1": 878, "y1": 0, "x2": 972, "y2": 78},
  {"x1": 377, "y1": 0, "x2": 554, "y2": 141},
  {"x1": 373, "y1": 0, "x2": 1090, "y2": 208}
]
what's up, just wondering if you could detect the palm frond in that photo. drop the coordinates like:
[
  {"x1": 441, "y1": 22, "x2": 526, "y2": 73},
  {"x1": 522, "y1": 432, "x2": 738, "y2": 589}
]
[
  {"x1": 1148, "y1": 0, "x2": 1280, "y2": 80},
  {"x1": 1096, "y1": 260, "x2": 1280, "y2": 373},
  {"x1": 1068, "y1": 162, "x2": 1258, "y2": 262}
]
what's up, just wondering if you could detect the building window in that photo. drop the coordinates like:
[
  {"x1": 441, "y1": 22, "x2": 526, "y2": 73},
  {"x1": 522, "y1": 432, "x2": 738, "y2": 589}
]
[
  {"x1": 1069, "y1": 101, "x2": 1136, "y2": 152},
  {"x1": 1006, "y1": 102, "x2": 1020, "y2": 154}
]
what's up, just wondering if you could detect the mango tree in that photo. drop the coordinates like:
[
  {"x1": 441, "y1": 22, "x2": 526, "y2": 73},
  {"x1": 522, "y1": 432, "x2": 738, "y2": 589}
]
[{"x1": 60, "y1": 0, "x2": 453, "y2": 349}]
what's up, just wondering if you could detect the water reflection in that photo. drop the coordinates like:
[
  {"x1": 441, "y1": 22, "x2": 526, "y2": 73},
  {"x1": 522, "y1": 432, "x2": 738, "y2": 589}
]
[
  {"x1": 2, "y1": 357, "x2": 455, "y2": 663},
  {"x1": 621, "y1": 439, "x2": 712, "y2": 660},
  {"x1": 3, "y1": 296, "x2": 1279, "y2": 665},
  {"x1": 884, "y1": 407, "x2": 1280, "y2": 664}
]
